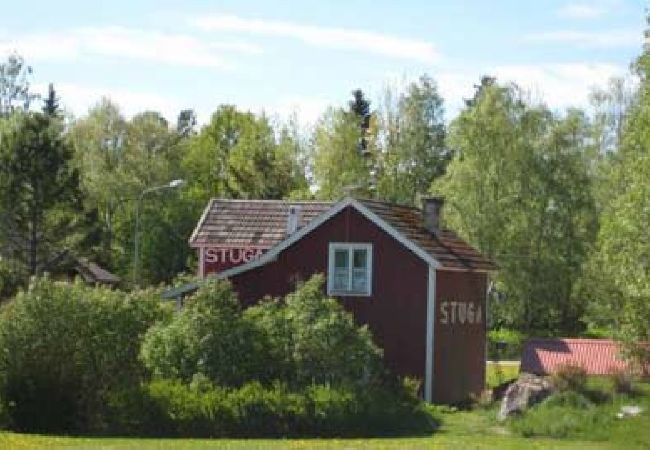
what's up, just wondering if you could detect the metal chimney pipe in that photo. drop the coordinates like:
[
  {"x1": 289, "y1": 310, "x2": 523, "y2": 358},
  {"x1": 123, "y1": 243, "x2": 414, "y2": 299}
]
[
  {"x1": 287, "y1": 205, "x2": 301, "y2": 235},
  {"x1": 422, "y1": 197, "x2": 444, "y2": 234}
]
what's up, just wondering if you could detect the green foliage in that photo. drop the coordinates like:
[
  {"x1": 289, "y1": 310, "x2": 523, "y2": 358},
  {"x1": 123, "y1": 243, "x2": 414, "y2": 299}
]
[
  {"x1": 376, "y1": 75, "x2": 448, "y2": 205},
  {"x1": 139, "y1": 378, "x2": 436, "y2": 438},
  {"x1": 0, "y1": 112, "x2": 86, "y2": 278},
  {"x1": 542, "y1": 391, "x2": 594, "y2": 409},
  {"x1": 552, "y1": 364, "x2": 588, "y2": 393},
  {"x1": 140, "y1": 279, "x2": 260, "y2": 385},
  {"x1": 510, "y1": 404, "x2": 609, "y2": 439},
  {"x1": 247, "y1": 275, "x2": 383, "y2": 387},
  {"x1": 142, "y1": 275, "x2": 383, "y2": 388},
  {"x1": 312, "y1": 107, "x2": 374, "y2": 199},
  {"x1": 487, "y1": 328, "x2": 525, "y2": 360},
  {"x1": 434, "y1": 82, "x2": 598, "y2": 334},
  {"x1": 609, "y1": 371, "x2": 634, "y2": 395},
  {"x1": 0, "y1": 53, "x2": 39, "y2": 117},
  {"x1": 69, "y1": 100, "x2": 195, "y2": 285},
  {"x1": 0, "y1": 259, "x2": 21, "y2": 301},
  {"x1": 0, "y1": 278, "x2": 167, "y2": 432},
  {"x1": 182, "y1": 105, "x2": 307, "y2": 204},
  {"x1": 578, "y1": 38, "x2": 650, "y2": 365}
]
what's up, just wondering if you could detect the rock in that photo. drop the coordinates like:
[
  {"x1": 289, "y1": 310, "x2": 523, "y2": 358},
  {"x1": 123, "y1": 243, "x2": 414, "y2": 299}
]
[
  {"x1": 616, "y1": 405, "x2": 643, "y2": 419},
  {"x1": 498, "y1": 373, "x2": 555, "y2": 421}
]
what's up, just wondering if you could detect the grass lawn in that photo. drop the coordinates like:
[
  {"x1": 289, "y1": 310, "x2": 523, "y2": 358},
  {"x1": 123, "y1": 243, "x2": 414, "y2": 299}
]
[
  {"x1": 2, "y1": 372, "x2": 648, "y2": 450},
  {"x1": 486, "y1": 361, "x2": 520, "y2": 388}
]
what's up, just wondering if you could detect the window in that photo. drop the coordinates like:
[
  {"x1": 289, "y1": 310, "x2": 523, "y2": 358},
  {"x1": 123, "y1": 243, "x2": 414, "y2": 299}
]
[{"x1": 327, "y1": 243, "x2": 372, "y2": 296}]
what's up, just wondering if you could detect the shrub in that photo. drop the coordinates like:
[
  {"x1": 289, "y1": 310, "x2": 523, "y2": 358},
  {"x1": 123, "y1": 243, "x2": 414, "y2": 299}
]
[
  {"x1": 141, "y1": 378, "x2": 436, "y2": 438},
  {"x1": 510, "y1": 405, "x2": 610, "y2": 439},
  {"x1": 610, "y1": 370, "x2": 635, "y2": 395},
  {"x1": 542, "y1": 391, "x2": 594, "y2": 409},
  {"x1": 487, "y1": 328, "x2": 524, "y2": 360},
  {"x1": 552, "y1": 363, "x2": 587, "y2": 392},
  {"x1": 0, "y1": 260, "x2": 21, "y2": 301},
  {"x1": 140, "y1": 279, "x2": 263, "y2": 386},
  {"x1": 0, "y1": 277, "x2": 167, "y2": 433},
  {"x1": 244, "y1": 275, "x2": 384, "y2": 387},
  {"x1": 142, "y1": 275, "x2": 384, "y2": 389}
]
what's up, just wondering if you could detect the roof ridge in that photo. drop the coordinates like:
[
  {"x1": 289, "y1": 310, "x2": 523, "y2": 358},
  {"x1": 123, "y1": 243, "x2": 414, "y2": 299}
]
[
  {"x1": 210, "y1": 198, "x2": 333, "y2": 204},
  {"x1": 356, "y1": 197, "x2": 422, "y2": 211},
  {"x1": 525, "y1": 338, "x2": 618, "y2": 344}
]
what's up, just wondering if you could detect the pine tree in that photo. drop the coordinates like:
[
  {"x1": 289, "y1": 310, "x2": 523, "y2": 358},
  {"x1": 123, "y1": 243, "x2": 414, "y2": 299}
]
[{"x1": 42, "y1": 83, "x2": 60, "y2": 117}]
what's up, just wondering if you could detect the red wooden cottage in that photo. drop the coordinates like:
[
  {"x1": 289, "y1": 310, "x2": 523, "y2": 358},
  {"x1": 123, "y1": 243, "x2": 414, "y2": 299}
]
[{"x1": 168, "y1": 197, "x2": 496, "y2": 404}]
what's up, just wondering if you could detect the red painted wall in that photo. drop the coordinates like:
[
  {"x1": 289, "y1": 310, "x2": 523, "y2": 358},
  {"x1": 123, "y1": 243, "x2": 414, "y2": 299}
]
[
  {"x1": 433, "y1": 270, "x2": 487, "y2": 404},
  {"x1": 229, "y1": 206, "x2": 429, "y2": 381}
]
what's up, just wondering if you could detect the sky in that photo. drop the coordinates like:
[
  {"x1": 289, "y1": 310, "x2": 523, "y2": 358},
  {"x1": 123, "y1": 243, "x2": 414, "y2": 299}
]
[{"x1": 0, "y1": 0, "x2": 645, "y2": 126}]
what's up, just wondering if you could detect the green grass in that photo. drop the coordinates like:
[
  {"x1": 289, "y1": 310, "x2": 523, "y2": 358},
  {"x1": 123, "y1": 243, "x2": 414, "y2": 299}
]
[
  {"x1": 486, "y1": 360, "x2": 520, "y2": 388},
  {"x1": 1, "y1": 377, "x2": 647, "y2": 450}
]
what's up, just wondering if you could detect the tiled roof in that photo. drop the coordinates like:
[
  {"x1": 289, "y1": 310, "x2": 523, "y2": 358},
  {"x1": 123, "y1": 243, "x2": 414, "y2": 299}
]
[
  {"x1": 357, "y1": 199, "x2": 497, "y2": 271},
  {"x1": 189, "y1": 199, "x2": 332, "y2": 248},
  {"x1": 190, "y1": 198, "x2": 495, "y2": 271},
  {"x1": 521, "y1": 338, "x2": 650, "y2": 376},
  {"x1": 74, "y1": 257, "x2": 120, "y2": 285}
]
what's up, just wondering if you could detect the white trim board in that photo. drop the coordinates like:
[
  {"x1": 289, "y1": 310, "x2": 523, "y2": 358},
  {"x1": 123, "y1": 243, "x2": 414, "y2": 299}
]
[
  {"x1": 219, "y1": 197, "x2": 442, "y2": 279},
  {"x1": 425, "y1": 266, "x2": 436, "y2": 403},
  {"x1": 189, "y1": 199, "x2": 215, "y2": 246}
]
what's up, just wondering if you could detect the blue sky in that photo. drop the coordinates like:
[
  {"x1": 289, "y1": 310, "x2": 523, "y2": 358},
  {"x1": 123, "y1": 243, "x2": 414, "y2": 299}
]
[{"x1": 0, "y1": 0, "x2": 645, "y2": 125}]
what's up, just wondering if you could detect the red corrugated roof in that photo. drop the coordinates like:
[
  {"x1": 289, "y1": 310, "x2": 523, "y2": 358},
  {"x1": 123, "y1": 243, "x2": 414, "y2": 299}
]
[
  {"x1": 190, "y1": 198, "x2": 496, "y2": 271},
  {"x1": 521, "y1": 338, "x2": 649, "y2": 376}
]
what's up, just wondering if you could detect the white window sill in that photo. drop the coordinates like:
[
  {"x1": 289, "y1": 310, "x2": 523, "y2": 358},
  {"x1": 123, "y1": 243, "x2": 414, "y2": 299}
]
[{"x1": 327, "y1": 290, "x2": 372, "y2": 297}]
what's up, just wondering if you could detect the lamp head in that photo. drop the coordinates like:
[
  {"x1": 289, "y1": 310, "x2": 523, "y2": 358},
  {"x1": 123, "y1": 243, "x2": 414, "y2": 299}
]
[{"x1": 168, "y1": 179, "x2": 185, "y2": 188}]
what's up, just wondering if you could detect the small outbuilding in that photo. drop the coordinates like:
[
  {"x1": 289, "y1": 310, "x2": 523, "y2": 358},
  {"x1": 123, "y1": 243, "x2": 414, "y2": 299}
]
[
  {"x1": 178, "y1": 197, "x2": 496, "y2": 403},
  {"x1": 521, "y1": 338, "x2": 650, "y2": 377}
]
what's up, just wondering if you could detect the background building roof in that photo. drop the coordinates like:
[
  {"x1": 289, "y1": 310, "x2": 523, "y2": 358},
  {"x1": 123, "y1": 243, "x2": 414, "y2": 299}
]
[{"x1": 521, "y1": 338, "x2": 650, "y2": 376}]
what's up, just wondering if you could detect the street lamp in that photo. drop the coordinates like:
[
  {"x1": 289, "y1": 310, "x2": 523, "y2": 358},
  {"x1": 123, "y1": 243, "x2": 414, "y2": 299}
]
[{"x1": 133, "y1": 179, "x2": 185, "y2": 287}]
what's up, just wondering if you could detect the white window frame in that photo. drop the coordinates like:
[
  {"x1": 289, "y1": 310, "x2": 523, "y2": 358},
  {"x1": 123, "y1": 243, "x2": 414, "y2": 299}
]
[{"x1": 327, "y1": 243, "x2": 373, "y2": 297}]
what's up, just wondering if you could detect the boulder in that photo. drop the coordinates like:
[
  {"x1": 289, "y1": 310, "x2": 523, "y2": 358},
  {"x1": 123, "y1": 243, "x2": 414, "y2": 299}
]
[{"x1": 498, "y1": 373, "x2": 555, "y2": 421}]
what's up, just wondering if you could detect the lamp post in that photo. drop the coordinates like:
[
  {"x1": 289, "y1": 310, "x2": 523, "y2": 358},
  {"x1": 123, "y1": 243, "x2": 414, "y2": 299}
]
[{"x1": 133, "y1": 179, "x2": 185, "y2": 287}]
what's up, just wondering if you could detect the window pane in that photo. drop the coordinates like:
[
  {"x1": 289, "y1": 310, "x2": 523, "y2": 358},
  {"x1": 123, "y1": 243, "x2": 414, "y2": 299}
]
[
  {"x1": 334, "y1": 249, "x2": 349, "y2": 269},
  {"x1": 351, "y1": 269, "x2": 367, "y2": 292},
  {"x1": 353, "y1": 249, "x2": 367, "y2": 268},
  {"x1": 333, "y1": 268, "x2": 349, "y2": 290}
]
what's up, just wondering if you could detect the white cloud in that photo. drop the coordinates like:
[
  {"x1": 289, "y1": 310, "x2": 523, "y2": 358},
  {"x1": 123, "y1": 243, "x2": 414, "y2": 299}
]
[
  {"x1": 0, "y1": 26, "x2": 262, "y2": 69},
  {"x1": 525, "y1": 29, "x2": 641, "y2": 48},
  {"x1": 34, "y1": 81, "x2": 330, "y2": 129},
  {"x1": 557, "y1": 3, "x2": 607, "y2": 19},
  {"x1": 436, "y1": 62, "x2": 626, "y2": 116},
  {"x1": 190, "y1": 14, "x2": 440, "y2": 64},
  {"x1": 33, "y1": 82, "x2": 184, "y2": 121}
]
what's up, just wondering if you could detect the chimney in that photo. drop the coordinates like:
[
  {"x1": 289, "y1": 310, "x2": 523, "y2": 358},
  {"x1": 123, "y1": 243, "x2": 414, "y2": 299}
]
[
  {"x1": 422, "y1": 197, "x2": 444, "y2": 234},
  {"x1": 286, "y1": 205, "x2": 301, "y2": 235}
]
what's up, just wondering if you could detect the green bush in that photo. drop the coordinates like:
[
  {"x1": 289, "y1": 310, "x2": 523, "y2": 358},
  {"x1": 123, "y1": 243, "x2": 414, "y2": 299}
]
[
  {"x1": 140, "y1": 279, "x2": 263, "y2": 386},
  {"x1": 244, "y1": 274, "x2": 384, "y2": 387},
  {"x1": 542, "y1": 391, "x2": 594, "y2": 409},
  {"x1": 142, "y1": 378, "x2": 436, "y2": 438},
  {"x1": 487, "y1": 328, "x2": 525, "y2": 360},
  {"x1": 609, "y1": 370, "x2": 635, "y2": 395},
  {"x1": 142, "y1": 275, "x2": 384, "y2": 389},
  {"x1": 0, "y1": 277, "x2": 168, "y2": 433},
  {"x1": 552, "y1": 363, "x2": 587, "y2": 393},
  {"x1": 0, "y1": 260, "x2": 21, "y2": 301},
  {"x1": 510, "y1": 405, "x2": 610, "y2": 439}
]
